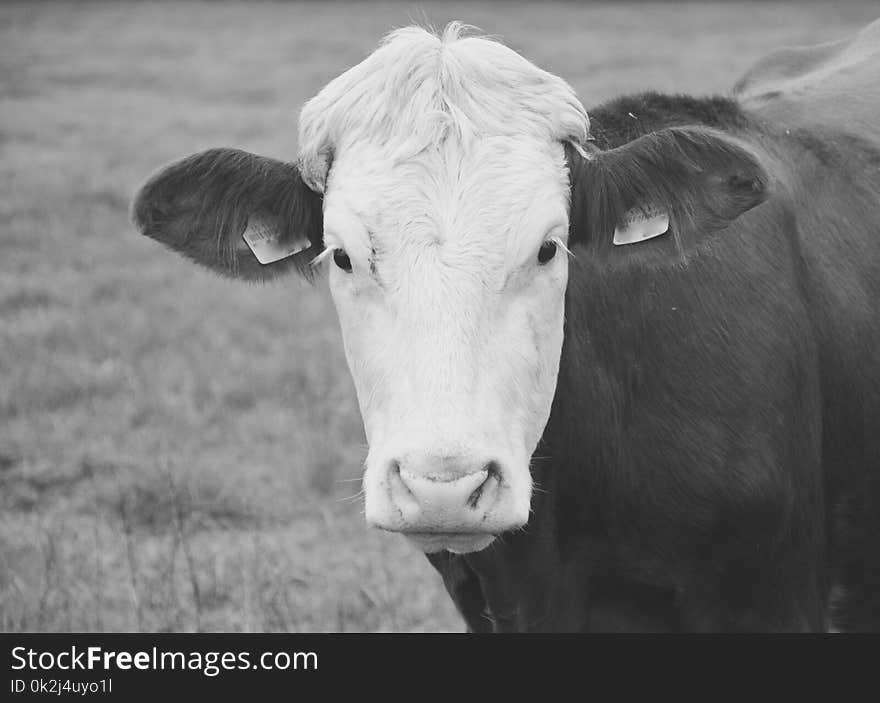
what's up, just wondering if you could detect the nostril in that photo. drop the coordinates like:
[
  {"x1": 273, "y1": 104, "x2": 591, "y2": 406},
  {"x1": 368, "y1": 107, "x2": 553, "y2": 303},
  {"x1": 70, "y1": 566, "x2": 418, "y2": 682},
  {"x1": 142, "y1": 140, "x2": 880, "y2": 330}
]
[
  {"x1": 388, "y1": 458, "x2": 415, "y2": 498},
  {"x1": 466, "y1": 460, "x2": 501, "y2": 509}
]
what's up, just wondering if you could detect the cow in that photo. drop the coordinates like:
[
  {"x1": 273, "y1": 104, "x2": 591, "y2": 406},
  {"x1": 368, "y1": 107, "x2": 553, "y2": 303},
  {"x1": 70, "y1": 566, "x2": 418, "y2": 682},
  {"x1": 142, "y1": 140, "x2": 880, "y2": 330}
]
[{"x1": 131, "y1": 21, "x2": 880, "y2": 632}]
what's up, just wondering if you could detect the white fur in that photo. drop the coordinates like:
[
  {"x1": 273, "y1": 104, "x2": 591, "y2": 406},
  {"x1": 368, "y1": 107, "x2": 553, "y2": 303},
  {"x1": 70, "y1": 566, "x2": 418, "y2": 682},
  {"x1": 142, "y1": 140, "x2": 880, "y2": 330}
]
[
  {"x1": 299, "y1": 24, "x2": 589, "y2": 551},
  {"x1": 299, "y1": 23, "x2": 589, "y2": 191}
]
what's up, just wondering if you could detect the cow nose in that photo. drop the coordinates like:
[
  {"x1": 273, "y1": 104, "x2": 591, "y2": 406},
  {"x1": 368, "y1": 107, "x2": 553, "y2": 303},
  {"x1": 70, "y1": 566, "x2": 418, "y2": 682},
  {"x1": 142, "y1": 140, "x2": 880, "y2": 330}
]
[
  {"x1": 365, "y1": 451, "x2": 521, "y2": 537},
  {"x1": 391, "y1": 459, "x2": 499, "y2": 515}
]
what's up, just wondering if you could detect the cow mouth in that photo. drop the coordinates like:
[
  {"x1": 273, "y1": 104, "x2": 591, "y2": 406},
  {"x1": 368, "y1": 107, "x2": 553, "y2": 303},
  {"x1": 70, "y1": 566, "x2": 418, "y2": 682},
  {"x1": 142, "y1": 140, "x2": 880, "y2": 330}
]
[{"x1": 404, "y1": 532, "x2": 497, "y2": 554}]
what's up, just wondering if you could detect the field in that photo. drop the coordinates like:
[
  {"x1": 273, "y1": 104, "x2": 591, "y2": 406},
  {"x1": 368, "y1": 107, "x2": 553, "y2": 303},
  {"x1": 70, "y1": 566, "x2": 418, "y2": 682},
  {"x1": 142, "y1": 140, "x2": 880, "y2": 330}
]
[{"x1": 1, "y1": 1, "x2": 877, "y2": 632}]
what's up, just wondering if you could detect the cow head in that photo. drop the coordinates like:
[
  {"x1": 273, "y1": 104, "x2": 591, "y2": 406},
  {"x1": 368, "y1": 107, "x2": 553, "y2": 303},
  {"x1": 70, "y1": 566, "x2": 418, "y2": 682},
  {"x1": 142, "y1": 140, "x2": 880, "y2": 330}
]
[{"x1": 132, "y1": 25, "x2": 767, "y2": 554}]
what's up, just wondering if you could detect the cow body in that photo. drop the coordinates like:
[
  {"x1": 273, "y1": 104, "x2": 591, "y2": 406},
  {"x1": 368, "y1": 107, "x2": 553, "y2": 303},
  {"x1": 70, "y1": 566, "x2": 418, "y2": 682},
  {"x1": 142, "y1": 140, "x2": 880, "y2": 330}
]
[
  {"x1": 133, "y1": 21, "x2": 880, "y2": 632},
  {"x1": 430, "y1": 28, "x2": 880, "y2": 632}
]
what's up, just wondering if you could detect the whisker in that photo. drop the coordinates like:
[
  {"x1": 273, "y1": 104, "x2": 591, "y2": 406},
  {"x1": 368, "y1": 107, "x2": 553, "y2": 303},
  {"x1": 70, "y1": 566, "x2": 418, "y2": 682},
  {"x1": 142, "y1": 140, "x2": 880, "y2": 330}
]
[
  {"x1": 335, "y1": 490, "x2": 365, "y2": 504},
  {"x1": 309, "y1": 246, "x2": 335, "y2": 267},
  {"x1": 551, "y1": 235, "x2": 576, "y2": 259}
]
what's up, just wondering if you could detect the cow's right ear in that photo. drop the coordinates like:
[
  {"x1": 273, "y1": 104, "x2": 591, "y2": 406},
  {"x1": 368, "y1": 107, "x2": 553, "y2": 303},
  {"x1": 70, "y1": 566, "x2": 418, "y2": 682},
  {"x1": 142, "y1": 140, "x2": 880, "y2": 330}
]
[{"x1": 132, "y1": 149, "x2": 323, "y2": 281}]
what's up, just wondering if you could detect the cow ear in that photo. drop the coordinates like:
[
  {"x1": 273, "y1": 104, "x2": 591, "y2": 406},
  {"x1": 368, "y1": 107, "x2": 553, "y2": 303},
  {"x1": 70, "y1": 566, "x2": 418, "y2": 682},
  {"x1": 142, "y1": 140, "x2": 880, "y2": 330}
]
[
  {"x1": 132, "y1": 148, "x2": 323, "y2": 281},
  {"x1": 568, "y1": 127, "x2": 768, "y2": 262}
]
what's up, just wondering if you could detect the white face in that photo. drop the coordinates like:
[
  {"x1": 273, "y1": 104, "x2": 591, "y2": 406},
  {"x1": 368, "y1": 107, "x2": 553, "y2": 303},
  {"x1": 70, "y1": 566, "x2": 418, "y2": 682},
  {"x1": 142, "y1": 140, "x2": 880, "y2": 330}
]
[
  {"x1": 322, "y1": 136, "x2": 570, "y2": 553},
  {"x1": 297, "y1": 24, "x2": 588, "y2": 553}
]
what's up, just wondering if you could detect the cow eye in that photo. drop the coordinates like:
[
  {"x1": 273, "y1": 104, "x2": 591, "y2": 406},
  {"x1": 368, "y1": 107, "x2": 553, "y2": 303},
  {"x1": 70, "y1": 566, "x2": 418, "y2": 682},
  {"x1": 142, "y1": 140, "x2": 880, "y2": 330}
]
[
  {"x1": 537, "y1": 240, "x2": 557, "y2": 264},
  {"x1": 333, "y1": 249, "x2": 352, "y2": 272}
]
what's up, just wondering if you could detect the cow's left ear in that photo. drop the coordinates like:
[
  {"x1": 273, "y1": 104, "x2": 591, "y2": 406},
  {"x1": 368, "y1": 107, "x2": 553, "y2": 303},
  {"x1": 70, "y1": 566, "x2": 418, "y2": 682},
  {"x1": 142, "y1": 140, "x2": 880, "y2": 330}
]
[
  {"x1": 132, "y1": 148, "x2": 323, "y2": 281},
  {"x1": 567, "y1": 127, "x2": 769, "y2": 261}
]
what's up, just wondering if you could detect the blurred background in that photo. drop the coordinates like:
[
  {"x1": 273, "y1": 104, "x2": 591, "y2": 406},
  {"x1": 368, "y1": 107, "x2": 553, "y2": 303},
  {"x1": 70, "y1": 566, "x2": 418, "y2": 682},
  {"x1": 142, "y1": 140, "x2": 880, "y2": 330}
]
[{"x1": 1, "y1": 1, "x2": 877, "y2": 632}]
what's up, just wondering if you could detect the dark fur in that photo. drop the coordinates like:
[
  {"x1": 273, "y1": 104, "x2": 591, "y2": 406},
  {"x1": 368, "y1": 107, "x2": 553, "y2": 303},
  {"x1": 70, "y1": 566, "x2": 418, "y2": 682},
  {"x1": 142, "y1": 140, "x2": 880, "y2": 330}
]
[
  {"x1": 132, "y1": 148, "x2": 323, "y2": 281},
  {"x1": 587, "y1": 92, "x2": 750, "y2": 148},
  {"x1": 431, "y1": 92, "x2": 880, "y2": 632}
]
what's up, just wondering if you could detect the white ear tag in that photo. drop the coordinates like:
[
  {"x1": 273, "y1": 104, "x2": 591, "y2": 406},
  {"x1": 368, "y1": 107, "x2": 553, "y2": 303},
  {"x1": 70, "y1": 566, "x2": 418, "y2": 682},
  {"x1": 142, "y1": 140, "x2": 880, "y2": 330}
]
[
  {"x1": 242, "y1": 215, "x2": 311, "y2": 264},
  {"x1": 613, "y1": 210, "x2": 670, "y2": 246}
]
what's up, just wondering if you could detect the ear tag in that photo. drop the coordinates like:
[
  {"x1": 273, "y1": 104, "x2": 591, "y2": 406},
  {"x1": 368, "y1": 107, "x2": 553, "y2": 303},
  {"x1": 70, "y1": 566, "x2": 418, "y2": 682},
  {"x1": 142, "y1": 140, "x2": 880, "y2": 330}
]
[
  {"x1": 613, "y1": 210, "x2": 670, "y2": 246},
  {"x1": 242, "y1": 215, "x2": 310, "y2": 264}
]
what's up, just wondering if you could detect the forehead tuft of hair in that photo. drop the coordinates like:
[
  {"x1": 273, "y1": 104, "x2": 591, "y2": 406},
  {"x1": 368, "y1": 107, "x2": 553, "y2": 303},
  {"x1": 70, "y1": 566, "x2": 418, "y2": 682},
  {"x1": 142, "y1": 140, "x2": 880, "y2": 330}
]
[{"x1": 298, "y1": 22, "x2": 590, "y2": 191}]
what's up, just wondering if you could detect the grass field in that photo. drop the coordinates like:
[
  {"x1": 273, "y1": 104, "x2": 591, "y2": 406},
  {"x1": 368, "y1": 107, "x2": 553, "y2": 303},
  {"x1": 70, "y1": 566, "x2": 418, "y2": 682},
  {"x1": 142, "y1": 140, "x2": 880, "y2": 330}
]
[{"x1": 1, "y1": 1, "x2": 877, "y2": 632}]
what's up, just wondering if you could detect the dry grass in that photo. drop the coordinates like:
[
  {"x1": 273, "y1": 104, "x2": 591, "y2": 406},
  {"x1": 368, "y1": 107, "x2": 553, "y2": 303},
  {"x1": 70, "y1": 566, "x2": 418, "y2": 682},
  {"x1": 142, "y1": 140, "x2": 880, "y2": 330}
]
[{"x1": 1, "y1": 1, "x2": 876, "y2": 632}]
